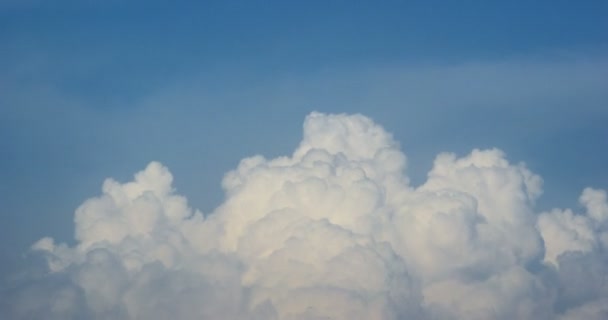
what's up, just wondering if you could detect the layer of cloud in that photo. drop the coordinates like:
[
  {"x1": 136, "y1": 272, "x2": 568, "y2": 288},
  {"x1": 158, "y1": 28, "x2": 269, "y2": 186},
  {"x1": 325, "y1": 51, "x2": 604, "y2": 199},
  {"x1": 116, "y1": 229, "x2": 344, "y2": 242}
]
[{"x1": 2, "y1": 112, "x2": 607, "y2": 319}]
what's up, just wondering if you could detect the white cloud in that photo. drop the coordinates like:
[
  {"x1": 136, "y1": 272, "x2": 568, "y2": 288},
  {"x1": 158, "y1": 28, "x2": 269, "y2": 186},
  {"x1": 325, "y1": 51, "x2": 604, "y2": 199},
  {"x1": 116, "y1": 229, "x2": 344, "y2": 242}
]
[
  {"x1": 3, "y1": 112, "x2": 608, "y2": 319},
  {"x1": 538, "y1": 188, "x2": 608, "y2": 266}
]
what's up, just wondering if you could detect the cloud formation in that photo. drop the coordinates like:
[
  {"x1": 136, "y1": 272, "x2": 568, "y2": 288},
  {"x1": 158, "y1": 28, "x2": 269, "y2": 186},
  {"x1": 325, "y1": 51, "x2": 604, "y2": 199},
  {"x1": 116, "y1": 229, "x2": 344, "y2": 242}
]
[{"x1": 3, "y1": 112, "x2": 607, "y2": 319}]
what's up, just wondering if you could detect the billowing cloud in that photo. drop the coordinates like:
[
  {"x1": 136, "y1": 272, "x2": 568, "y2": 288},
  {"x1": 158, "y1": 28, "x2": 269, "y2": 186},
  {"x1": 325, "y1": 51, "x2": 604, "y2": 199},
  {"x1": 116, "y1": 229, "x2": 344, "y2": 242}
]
[{"x1": 2, "y1": 112, "x2": 607, "y2": 320}]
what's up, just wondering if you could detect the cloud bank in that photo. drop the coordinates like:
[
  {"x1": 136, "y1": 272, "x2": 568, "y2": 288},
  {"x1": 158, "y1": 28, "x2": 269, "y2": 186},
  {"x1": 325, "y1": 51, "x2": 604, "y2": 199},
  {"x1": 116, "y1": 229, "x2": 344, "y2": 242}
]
[{"x1": 3, "y1": 112, "x2": 607, "y2": 319}]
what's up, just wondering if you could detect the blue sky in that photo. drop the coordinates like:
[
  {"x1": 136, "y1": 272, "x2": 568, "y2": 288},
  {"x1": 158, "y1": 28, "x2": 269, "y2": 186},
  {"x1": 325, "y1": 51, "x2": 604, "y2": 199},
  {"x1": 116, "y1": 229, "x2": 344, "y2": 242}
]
[{"x1": 1, "y1": 0, "x2": 607, "y2": 283}]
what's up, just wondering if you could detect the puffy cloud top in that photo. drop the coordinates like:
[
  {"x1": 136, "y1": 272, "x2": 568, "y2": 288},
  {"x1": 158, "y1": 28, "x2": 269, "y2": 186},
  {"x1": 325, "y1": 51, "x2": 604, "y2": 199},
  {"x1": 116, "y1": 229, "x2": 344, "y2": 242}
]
[{"x1": 3, "y1": 112, "x2": 608, "y2": 320}]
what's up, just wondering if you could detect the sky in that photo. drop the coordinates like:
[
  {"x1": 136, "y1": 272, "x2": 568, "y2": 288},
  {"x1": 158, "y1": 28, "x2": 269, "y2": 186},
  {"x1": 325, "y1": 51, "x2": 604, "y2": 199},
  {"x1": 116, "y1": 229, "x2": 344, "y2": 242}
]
[{"x1": 1, "y1": 1, "x2": 607, "y2": 319}]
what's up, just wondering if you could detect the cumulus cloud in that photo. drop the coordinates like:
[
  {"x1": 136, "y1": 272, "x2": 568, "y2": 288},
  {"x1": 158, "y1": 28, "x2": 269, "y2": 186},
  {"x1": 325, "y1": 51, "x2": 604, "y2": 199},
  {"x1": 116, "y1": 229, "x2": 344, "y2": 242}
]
[{"x1": 2, "y1": 112, "x2": 607, "y2": 320}]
